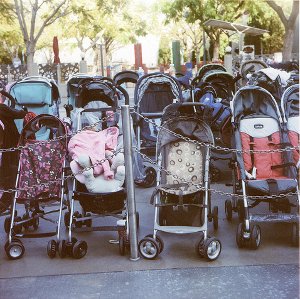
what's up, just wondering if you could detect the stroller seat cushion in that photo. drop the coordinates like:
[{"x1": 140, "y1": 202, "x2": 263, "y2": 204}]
[
  {"x1": 246, "y1": 178, "x2": 297, "y2": 196},
  {"x1": 165, "y1": 141, "x2": 203, "y2": 194}
]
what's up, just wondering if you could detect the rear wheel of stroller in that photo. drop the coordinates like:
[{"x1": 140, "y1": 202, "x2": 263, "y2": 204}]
[
  {"x1": 4, "y1": 216, "x2": 11, "y2": 234},
  {"x1": 225, "y1": 200, "x2": 232, "y2": 221},
  {"x1": 138, "y1": 237, "x2": 160, "y2": 259},
  {"x1": 291, "y1": 223, "x2": 299, "y2": 247},
  {"x1": 5, "y1": 239, "x2": 25, "y2": 260},
  {"x1": 58, "y1": 240, "x2": 67, "y2": 258},
  {"x1": 203, "y1": 237, "x2": 222, "y2": 261},
  {"x1": 146, "y1": 234, "x2": 164, "y2": 253},
  {"x1": 249, "y1": 225, "x2": 261, "y2": 250},
  {"x1": 213, "y1": 206, "x2": 218, "y2": 230},
  {"x1": 72, "y1": 241, "x2": 88, "y2": 259},
  {"x1": 195, "y1": 232, "x2": 205, "y2": 257},
  {"x1": 47, "y1": 240, "x2": 57, "y2": 258},
  {"x1": 236, "y1": 222, "x2": 246, "y2": 248}
]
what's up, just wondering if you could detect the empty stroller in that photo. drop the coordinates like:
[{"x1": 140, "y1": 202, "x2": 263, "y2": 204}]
[
  {"x1": 4, "y1": 114, "x2": 69, "y2": 259},
  {"x1": 63, "y1": 77, "x2": 135, "y2": 257},
  {"x1": 134, "y1": 72, "x2": 183, "y2": 187},
  {"x1": 239, "y1": 60, "x2": 268, "y2": 86},
  {"x1": 226, "y1": 86, "x2": 299, "y2": 249},
  {"x1": 138, "y1": 102, "x2": 221, "y2": 261}
]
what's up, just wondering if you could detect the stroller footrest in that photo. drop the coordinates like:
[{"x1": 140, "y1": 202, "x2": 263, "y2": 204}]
[{"x1": 249, "y1": 213, "x2": 299, "y2": 223}]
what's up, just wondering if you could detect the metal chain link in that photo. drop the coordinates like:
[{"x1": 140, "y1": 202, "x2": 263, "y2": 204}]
[
  {"x1": 137, "y1": 150, "x2": 299, "y2": 200},
  {"x1": 0, "y1": 149, "x2": 122, "y2": 194},
  {"x1": 133, "y1": 111, "x2": 300, "y2": 154}
]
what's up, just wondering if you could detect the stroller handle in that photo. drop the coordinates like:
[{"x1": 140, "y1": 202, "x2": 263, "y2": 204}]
[
  {"x1": 116, "y1": 85, "x2": 129, "y2": 105},
  {"x1": 0, "y1": 89, "x2": 16, "y2": 108}
]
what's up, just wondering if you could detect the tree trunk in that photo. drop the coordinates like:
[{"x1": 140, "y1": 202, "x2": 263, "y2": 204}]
[
  {"x1": 212, "y1": 41, "x2": 219, "y2": 62},
  {"x1": 282, "y1": 28, "x2": 294, "y2": 61},
  {"x1": 26, "y1": 43, "x2": 37, "y2": 76}
]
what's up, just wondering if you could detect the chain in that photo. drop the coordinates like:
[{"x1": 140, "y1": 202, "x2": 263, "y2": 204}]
[
  {"x1": 134, "y1": 111, "x2": 300, "y2": 154},
  {"x1": 0, "y1": 114, "x2": 112, "y2": 153},
  {"x1": 0, "y1": 149, "x2": 121, "y2": 194},
  {"x1": 137, "y1": 150, "x2": 299, "y2": 200}
]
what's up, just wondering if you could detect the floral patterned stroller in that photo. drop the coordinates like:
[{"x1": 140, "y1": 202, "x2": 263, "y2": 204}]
[
  {"x1": 138, "y1": 102, "x2": 221, "y2": 261},
  {"x1": 3, "y1": 114, "x2": 72, "y2": 259}
]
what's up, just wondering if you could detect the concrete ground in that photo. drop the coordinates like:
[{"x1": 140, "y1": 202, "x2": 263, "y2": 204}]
[{"x1": 0, "y1": 88, "x2": 299, "y2": 298}]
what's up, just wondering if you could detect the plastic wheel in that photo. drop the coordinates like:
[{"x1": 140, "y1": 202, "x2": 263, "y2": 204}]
[
  {"x1": 236, "y1": 222, "x2": 246, "y2": 248},
  {"x1": 138, "y1": 237, "x2": 160, "y2": 259},
  {"x1": 225, "y1": 199, "x2": 232, "y2": 221},
  {"x1": 146, "y1": 234, "x2": 164, "y2": 253},
  {"x1": 47, "y1": 239, "x2": 57, "y2": 258},
  {"x1": 249, "y1": 224, "x2": 261, "y2": 250},
  {"x1": 291, "y1": 223, "x2": 299, "y2": 247},
  {"x1": 213, "y1": 206, "x2": 218, "y2": 230},
  {"x1": 72, "y1": 240, "x2": 88, "y2": 259},
  {"x1": 64, "y1": 211, "x2": 70, "y2": 228},
  {"x1": 135, "y1": 167, "x2": 156, "y2": 188},
  {"x1": 203, "y1": 237, "x2": 222, "y2": 261},
  {"x1": 4, "y1": 238, "x2": 22, "y2": 252},
  {"x1": 195, "y1": 232, "x2": 205, "y2": 257},
  {"x1": 237, "y1": 199, "x2": 245, "y2": 221},
  {"x1": 119, "y1": 236, "x2": 126, "y2": 256},
  {"x1": 58, "y1": 240, "x2": 67, "y2": 258},
  {"x1": 5, "y1": 240, "x2": 25, "y2": 260},
  {"x1": 4, "y1": 216, "x2": 11, "y2": 234}
]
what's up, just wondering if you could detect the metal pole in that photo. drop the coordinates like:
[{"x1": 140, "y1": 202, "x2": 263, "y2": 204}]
[{"x1": 121, "y1": 105, "x2": 140, "y2": 261}]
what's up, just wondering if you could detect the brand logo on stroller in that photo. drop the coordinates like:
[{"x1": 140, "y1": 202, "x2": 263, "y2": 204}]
[{"x1": 254, "y1": 124, "x2": 264, "y2": 129}]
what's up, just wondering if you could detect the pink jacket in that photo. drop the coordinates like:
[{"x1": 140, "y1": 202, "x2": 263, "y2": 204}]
[{"x1": 68, "y1": 127, "x2": 119, "y2": 180}]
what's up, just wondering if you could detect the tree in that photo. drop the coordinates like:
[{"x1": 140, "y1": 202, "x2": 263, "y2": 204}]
[
  {"x1": 265, "y1": 0, "x2": 299, "y2": 61},
  {"x1": 12, "y1": 0, "x2": 70, "y2": 74},
  {"x1": 163, "y1": 0, "x2": 246, "y2": 61}
]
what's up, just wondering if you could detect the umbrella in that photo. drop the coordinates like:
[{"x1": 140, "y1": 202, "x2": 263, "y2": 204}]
[{"x1": 53, "y1": 36, "x2": 60, "y2": 64}]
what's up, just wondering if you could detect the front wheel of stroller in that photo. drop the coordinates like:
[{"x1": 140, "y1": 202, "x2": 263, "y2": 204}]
[
  {"x1": 195, "y1": 232, "x2": 205, "y2": 257},
  {"x1": 291, "y1": 223, "x2": 299, "y2": 247},
  {"x1": 249, "y1": 225, "x2": 261, "y2": 250},
  {"x1": 203, "y1": 237, "x2": 222, "y2": 261},
  {"x1": 47, "y1": 240, "x2": 57, "y2": 258},
  {"x1": 213, "y1": 206, "x2": 218, "y2": 230},
  {"x1": 236, "y1": 222, "x2": 246, "y2": 248},
  {"x1": 138, "y1": 237, "x2": 160, "y2": 259},
  {"x1": 5, "y1": 239, "x2": 25, "y2": 260},
  {"x1": 72, "y1": 241, "x2": 88, "y2": 259},
  {"x1": 225, "y1": 200, "x2": 232, "y2": 221},
  {"x1": 146, "y1": 234, "x2": 164, "y2": 253},
  {"x1": 58, "y1": 240, "x2": 67, "y2": 258}
]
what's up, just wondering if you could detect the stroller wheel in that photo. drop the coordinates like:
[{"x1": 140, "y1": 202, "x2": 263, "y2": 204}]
[
  {"x1": 195, "y1": 232, "x2": 205, "y2": 257},
  {"x1": 58, "y1": 240, "x2": 67, "y2": 258},
  {"x1": 64, "y1": 212, "x2": 70, "y2": 228},
  {"x1": 213, "y1": 206, "x2": 218, "y2": 230},
  {"x1": 72, "y1": 240, "x2": 88, "y2": 259},
  {"x1": 5, "y1": 239, "x2": 25, "y2": 260},
  {"x1": 203, "y1": 237, "x2": 222, "y2": 261},
  {"x1": 249, "y1": 225, "x2": 261, "y2": 250},
  {"x1": 4, "y1": 216, "x2": 11, "y2": 234},
  {"x1": 225, "y1": 200, "x2": 233, "y2": 221},
  {"x1": 291, "y1": 223, "x2": 299, "y2": 247},
  {"x1": 135, "y1": 167, "x2": 156, "y2": 188},
  {"x1": 138, "y1": 237, "x2": 160, "y2": 259},
  {"x1": 146, "y1": 234, "x2": 164, "y2": 253},
  {"x1": 236, "y1": 222, "x2": 247, "y2": 248},
  {"x1": 47, "y1": 240, "x2": 57, "y2": 259}
]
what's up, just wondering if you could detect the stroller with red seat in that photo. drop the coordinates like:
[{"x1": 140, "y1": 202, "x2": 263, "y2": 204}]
[
  {"x1": 3, "y1": 114, "x2": 71, "y2": 259},
  {"x1": 226, "y1": 86, "x2": 299, "y2": 249}
]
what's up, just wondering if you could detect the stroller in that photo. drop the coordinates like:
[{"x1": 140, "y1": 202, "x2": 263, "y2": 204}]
[
  {"x1": 227, "y1": 86, "x2": 299, "y2": 249},
  {"x1": 0, "y1": 90, "x2": 27, "y2": 215},
  {"x1": 64, "y1": 77, "x2": 135, "y2": 257},
  {"x1": 8, "y1": 76, "x2": 61, "y2": 137},
  {"x1": 4, "y1": 114, "x2": 69, "y2": 259},
  {"x1": 134, "y1": 72, "x2": 183, "y2": 186},
  {"x1": 239, "y1": 60, "x2": 268, "y2": 87},
  {"x1": 113, "y1": 70, "x2": 139, "y2": 87},
  {"x1": 138, "y1": 102, "x2": 221, "y2": 261},
  {"x1": 196, "y1": 63, "x2": 227, "y2": 83}
]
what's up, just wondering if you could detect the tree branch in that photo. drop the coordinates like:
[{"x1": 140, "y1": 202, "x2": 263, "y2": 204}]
[{"x1": 265, "y1": 0, "x2": 288, "y2": 28}]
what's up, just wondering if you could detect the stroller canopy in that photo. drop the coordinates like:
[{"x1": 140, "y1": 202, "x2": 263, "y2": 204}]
[
  {"x1": 113, "y1": 70, "x2": 139, "y2": 85},
  {"x1": 197, "y1": 64, "x2": 227, "y2": 82},
  {"x1": 134, "y1": 73, "x2": 183, "y2": 112},
  {"x1": 231, "y1": 86, "x2": 282, "y2": 124},
  {"x1": 240, "y1": 60, "x2": 268, "y2": 79},
  {"x1": 9, "y1": 77, "x2": 56, "y2": 106},
  {"x1": 281, "y1": 84, "x2": 299, "y2": 121}
]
